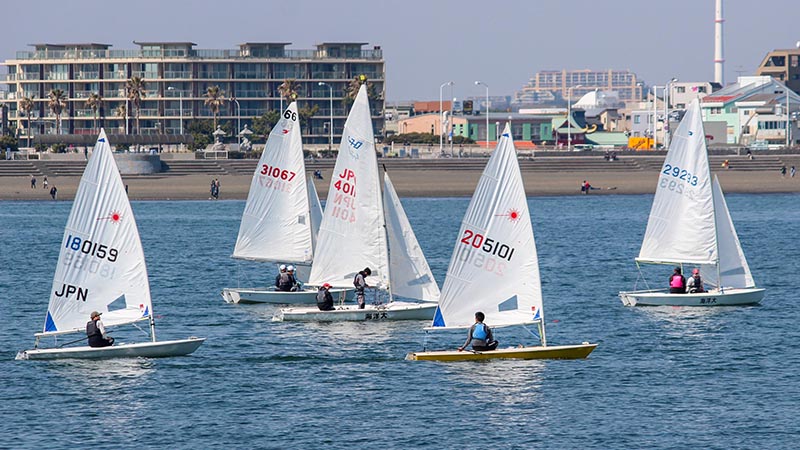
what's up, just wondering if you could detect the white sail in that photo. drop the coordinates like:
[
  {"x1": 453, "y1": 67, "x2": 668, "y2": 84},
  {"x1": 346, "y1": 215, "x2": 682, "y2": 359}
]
[
  {"x1": 383, "y1": 172, "x2": 440, "y2": 303},
  {"x1": 433, "y1": 123, "x2": 542, "y2": 329},
  {"x1": 699, "y1": 175, "x2": 756, "y2": 288},
  {"x1": 43, "y1": 129, "x2": 152, "y2": 335},
  {"x1": 308, "y1": 85, "x2": 389, "y2": 288},
  {"x1": 637, "y1": 99, "x2": 717, "y2": 265},
  {"x1": 307, "y1": 176, "x2": 323, "y2": 253},
  {"x1": 232, "y1": 102, "x2": 313, "y2": 264}
]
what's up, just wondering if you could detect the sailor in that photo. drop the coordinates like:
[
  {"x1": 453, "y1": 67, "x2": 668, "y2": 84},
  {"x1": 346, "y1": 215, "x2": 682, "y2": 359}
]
[
  {"x1": 276, "y1": 264, "x2": 294, "y2": 292},
  {"x1": 353, "y1": 267, "x2": 371, "y2": 309},
  {"x1": 286, "y1": 265, "x2": 299, "y2": 292},
  {"x1": 316, "y1": 283, "x2": 335, "y2": 311},
  {"x1": 275, "y1": 264, "x2": 288, "y2": 290},
  {"x1": 86, "y1": 311, "x2": 114, "y2": 347},
  {"x1": 686, "y1": 268, "x2": 705, "y2": 293},
  {"x1": 669, "y1": 267, "x2": 686, "y2": 294},
  {"x1": 458, "y1": 312, "x2": 499, "y2": 352}
]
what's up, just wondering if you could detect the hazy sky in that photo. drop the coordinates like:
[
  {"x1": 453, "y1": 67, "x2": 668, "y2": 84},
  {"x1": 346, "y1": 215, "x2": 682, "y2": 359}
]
[{"x1": 3, "y1": 0, "x2": 798, "y2": 101}]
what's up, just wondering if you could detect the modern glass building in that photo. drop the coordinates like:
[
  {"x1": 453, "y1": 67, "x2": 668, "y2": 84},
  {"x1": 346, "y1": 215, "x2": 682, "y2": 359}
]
[
  {"x1": 0, "y1": 42, "x2": 385, "y2": 145},
  {"x1": 512, "y1": 69, "x2": 643, "y2": 108}
]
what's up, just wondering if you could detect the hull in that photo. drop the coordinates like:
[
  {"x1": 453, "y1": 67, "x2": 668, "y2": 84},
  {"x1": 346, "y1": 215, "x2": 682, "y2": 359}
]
[
  {"x1": 274, "y1": 301, "x2": 437, "y2": 322},
  {"x1": 17, "y1": 337, "x2": 205, "y2": 360},
  {"x1": 221, "y1": 287, "x2": 353, "y2": 305},
  {"x1": 619, "y1": 287, "x2": 765, "y2": 306},
  {"x1": 406, "y1": 343, "x2": 598, "y2": 362}
]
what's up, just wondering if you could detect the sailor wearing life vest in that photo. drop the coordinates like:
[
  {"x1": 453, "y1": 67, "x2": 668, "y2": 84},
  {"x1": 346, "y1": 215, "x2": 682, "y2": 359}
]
[
  {"x1": 686, "y1": 268, "x2": 705, "y2": 293},
  {"x1": 669, "y1": 267, "x2": 687, "y2": 294},
  {"x1": 458, "y1": 311, "x2": 499, "y2": 352},
  {"x1": 86, "y1": 311, "x2": 114, "y2": 347}
]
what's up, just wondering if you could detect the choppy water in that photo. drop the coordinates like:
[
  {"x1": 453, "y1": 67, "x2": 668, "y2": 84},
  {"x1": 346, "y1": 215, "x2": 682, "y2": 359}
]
[{"x1": 0, "y1": 194, "x2": 798, "y2": 449}]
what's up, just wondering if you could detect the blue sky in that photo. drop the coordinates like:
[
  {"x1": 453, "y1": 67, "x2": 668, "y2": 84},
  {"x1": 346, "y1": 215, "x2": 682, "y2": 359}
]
[{"x1": 3, "y1": 0, "x2": 798, "y2": 101}]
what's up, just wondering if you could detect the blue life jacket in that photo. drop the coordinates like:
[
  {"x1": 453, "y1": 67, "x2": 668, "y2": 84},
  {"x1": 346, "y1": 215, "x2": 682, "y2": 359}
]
[{"x1": 473, "y1": 323, "x2": 488, "y2": 340}]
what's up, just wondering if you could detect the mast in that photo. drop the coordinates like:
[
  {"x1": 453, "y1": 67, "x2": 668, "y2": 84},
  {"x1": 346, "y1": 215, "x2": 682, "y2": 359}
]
[{"x1": 381, "y1": 165, "x2": 393, "y2": 303}]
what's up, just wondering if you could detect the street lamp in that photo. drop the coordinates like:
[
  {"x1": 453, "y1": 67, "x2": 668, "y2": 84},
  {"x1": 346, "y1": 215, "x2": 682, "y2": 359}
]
[
  {"x1": 167, "y1": 86, "x2": 184, "y2": 135},
  {"x1": 664, "y1": 78, "x2": 678, "y2": 149},
  {"x1": 229, "y1": 97, "x2": 241, "y2": 150},
  {"x1": 319, "y1": 81, "x2": 333, "y2": 151},
  {"x1": 786, "y1": 84, "x2": 791, "y2": 148},
  {"x1": 439, "y1": 81, "x2": 453, "y2": 155},
  {"x1": 567, "y1": 84, "x2": 582, "y2": 151},
  {"x1": 475, "y1": 81, "x2": 489, "y2": 148},
  {"x1": 652, "y1": 85, "x2": 664, "y2": 149}
]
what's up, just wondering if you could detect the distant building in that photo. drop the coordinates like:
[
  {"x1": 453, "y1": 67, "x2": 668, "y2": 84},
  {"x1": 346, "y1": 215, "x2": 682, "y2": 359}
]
[
  {"x1": 700, "y1": 76, "x2": 800, "y2": 145},
  {"x1": 667, "y1": 81, "x2": 719, "y2": 110},
  {"x1": 755, "y1": 47, "x2": 800, "y2": 95},
  {"x1": 0, "y1": 41, "x2": 385, "y2": 144},
  {"x1": 512, "y1": 69, "x2": 643, "y2": 109}
]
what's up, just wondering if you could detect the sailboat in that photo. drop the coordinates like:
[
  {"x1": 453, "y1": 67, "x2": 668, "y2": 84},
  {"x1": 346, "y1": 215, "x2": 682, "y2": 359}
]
[
  {"x1": 221, "y1": 102, "x2": 349, "y2": 304},
  {"x1": 619, "y1": 99, "x2": 765, "y2": 306},
  {"x1": 17, "y1": 130, "x2": 205, "y2": 360},
  {"x1": 275, "y1": 85, "x2": 440, "y2": 322},
  {"x1": 407, "y1": 124, "x2": 596, "y2": 361}
]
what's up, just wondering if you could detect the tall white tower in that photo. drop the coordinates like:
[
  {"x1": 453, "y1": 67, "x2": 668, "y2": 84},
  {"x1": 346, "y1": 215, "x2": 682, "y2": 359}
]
[{"x1": 714, "y1": 0, "x2": 725, "y2": 84}]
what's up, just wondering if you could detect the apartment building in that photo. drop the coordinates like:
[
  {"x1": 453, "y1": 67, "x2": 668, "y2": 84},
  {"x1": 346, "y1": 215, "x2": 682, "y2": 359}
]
[
  {"x1": 512, "y1": 69, "x2": 643, "y2": 108},
  {"x1": 0, "y1": 41, "x2": 385, "y2": 145}
]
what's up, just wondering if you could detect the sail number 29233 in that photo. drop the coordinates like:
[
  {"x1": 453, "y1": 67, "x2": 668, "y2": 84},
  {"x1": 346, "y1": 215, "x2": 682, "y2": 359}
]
[
  {"x1": 662, "y1": 164, "x2": 698, "y2": 186},
  {"x1": 460, "y1": 230, "x2": 515, "y2": 261}
]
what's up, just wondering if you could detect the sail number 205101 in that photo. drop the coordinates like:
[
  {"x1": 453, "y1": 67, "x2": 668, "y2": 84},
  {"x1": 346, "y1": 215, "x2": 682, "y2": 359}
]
[{"x1": 460, "y1": 230, "x2": 515, "y2": 261}]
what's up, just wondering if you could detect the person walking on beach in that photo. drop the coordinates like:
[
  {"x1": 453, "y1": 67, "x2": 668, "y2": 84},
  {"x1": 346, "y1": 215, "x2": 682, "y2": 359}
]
[
  {"x1": 30, "y1": 175, "x2": 36, "y2": 189},
  {"x1": 42, "y1": 176, "x2": 48, "y2": 190},
  {"x1": 791, "y1": 166, "x2": 796, "y2": 178},
  {"x1": 209, "y1": 178, "x2": 219, "y2": 200},
  {"x1": 780, "y1": 165, "x2": 787, "y2": 178},
  {"x1": 353, "y1": 267, "x2": 371, "y2": 309},
  {"x1": 458, "y1": 312, "x2": 499, "y2": 352},
  {"x1": 50, "y1": 186, "x2": 57, "y2": 200}
]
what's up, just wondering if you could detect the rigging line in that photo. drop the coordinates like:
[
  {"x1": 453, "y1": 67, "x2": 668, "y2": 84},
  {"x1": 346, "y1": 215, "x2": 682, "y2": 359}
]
[
  {"x1": 56, "y1": 335, "x2": 89, "y2": 348},
  {"x1": 131, "y1": 322, "x2": 150, "y2": 337}
]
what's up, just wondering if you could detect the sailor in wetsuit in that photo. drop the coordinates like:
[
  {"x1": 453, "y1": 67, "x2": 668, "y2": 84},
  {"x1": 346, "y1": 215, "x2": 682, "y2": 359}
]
[
  {"x1": 458, "y1": 311, "x2": 499, "y2": 352},
  {"x1": 316, "y1": 283, "x2": 335, "y2": 311},
  {"x1": 86, "y1": 311, "x2": 114, "y2": 347}
]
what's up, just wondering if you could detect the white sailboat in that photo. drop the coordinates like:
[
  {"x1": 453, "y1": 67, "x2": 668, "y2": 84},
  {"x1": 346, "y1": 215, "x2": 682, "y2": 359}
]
[
  {"x1": 17, "y1": 130, "x2": 205, "y2": 360},
  {"x1": 619, "y1": 99, "x2": 765, "y2": 306},
  {"x1": 221, "y1": 103, "x2": 348, "y2": 304},
  {"x1": 407, "y1": 124, "x2": 596, "y2": 361},
  {"x1": 275, "y1": 85, "x2": 440, "y2": 322}
]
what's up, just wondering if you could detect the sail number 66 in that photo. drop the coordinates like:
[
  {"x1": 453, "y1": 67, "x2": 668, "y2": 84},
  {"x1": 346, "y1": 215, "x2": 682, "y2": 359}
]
[{"x1": 460, "y1": 229, "x2": 515, "y2": 261}]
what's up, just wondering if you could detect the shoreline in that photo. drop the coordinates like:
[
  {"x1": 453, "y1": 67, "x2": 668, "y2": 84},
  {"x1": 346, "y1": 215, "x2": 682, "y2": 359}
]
[{"x1": 3, "y1": 169, "x2": 799, "y2": 201}]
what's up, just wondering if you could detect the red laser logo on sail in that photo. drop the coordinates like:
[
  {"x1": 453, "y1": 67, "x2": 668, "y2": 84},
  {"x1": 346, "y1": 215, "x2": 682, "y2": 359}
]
[
  {"x1": 496, "y1": 208, "x2": 521, "y2": 223},
  {"x1": 98, "y1": 211, "x2": 123, "y2": 224}
]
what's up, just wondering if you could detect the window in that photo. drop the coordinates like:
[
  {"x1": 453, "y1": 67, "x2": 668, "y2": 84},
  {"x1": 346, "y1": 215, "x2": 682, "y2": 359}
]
[
  {"x1": 676, "y1": 86, "x2": 686, "y2": 93},
  {"x1": 710, "y1": 107, "x2": 722, "y2": 114},
  {"x1": 634, "y1": 115, "x2": 641, "y2": 124},
  {"x1": 697, "y1": 86, "x2": 707, "y2": 93},
  {"x1": 676, "y1": 103, "x2": 686, "y2": 109}
]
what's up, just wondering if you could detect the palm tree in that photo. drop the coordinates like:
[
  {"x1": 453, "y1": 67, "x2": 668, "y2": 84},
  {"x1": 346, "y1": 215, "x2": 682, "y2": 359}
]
[
  {"x1": 204, "y1": 85, "x2": 225, "y2": 129},
  {"x1": 47, "y1": 89, "x2": 68, "y2": 135},
  {"x1": 85, "y1": 93, "x2": 103, "y2": 131},
  {"x1": 126, "y1": 76, "x2": 146, "y2": 134},
  {"x1": 344, "y1": 74, "x2": 379, "y2": 108},
  {"x1": 114, "y1": 104, "x2": 127, "y2": 133},
  {"x1": 18, "y1": 96, "x2": 35, "y2": 147},
  {"x1": 278, "y1": 79, "x2": 300, "y2": 102}
]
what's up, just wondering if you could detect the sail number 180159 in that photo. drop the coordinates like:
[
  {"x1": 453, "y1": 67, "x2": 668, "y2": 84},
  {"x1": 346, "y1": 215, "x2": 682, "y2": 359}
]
[{"x1": 460, "y1": 230, "x2": 515, "y2": 261}]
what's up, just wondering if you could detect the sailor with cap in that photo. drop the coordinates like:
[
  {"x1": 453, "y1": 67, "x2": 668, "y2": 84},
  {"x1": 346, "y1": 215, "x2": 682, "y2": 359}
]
[
  {"x1": 687, "y1": 268, "x2": 705, "y2": 293},
  {"x1": 316, "y1": 283, "x2": 335, "y2": 311},
  {"x1": 86, "y1": 311, "x2": 114, "y2": 347}
]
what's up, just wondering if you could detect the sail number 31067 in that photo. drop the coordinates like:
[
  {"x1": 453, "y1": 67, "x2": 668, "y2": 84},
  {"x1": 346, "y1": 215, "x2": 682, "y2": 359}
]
[
  {"x1": 260, "y1": 164, "x2": 296, "y2": 181},
  {"x1": 460, "y1": 230, "x2": 515, "y2": 261}
]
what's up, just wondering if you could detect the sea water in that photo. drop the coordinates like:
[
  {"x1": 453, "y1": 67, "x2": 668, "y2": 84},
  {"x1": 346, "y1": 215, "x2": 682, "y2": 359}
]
[{"x1": 0, "y1": 194, "x2": 797, "y2": 449}]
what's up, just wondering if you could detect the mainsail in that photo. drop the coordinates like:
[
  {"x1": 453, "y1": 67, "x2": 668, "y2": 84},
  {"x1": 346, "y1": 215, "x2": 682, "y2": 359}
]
[
  {"x1": 433, "y1": 123, "x2": 542, "y2": 329},
  {"x1": 383, "y1": 172, "x2": 440, "y2": 303},
  {"x1": 43, "y1": 129, "x2": 152, "y2": 335},
  {"x1": 637, "y1": 99, "x2": 717, "y2": 265},
  {"x1": 307, "y1": 176, "x2": 323, "y2": 253},
  {"x1": 232, "y1": 102, "x2": 313, "y2": 264},
  {"x1": 308, "y1": 85, "x2": 389, "y2": 288}
]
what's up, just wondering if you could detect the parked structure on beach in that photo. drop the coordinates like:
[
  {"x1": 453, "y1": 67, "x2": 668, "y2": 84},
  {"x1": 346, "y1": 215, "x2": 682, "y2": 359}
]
[{"x1": 0, "y1": 42, "x2": 385, "y2": 145}]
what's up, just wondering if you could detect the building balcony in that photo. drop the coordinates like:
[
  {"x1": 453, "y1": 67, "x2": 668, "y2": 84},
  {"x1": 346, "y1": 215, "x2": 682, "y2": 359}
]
[
  {"x1": 197, "y1": 72, "x2": 229, "y2": 79},
  {"x1": 165, "y1": 90, "x2": 191, "y2": 98},
  {"x1": 105, "y1": 71, "x2": 128, "y2": 80},
  {"x1": 13, "y1": 48, "x2": 384, "y2": 61},
  {"x1": 234, "y1": 90, "x2": 268, "y2": 98},
  {"x1": 75, "y1": 71, "x2": 100, "y2": 80},
  {"x1": 45, "y1": 73, "x2": 70, "y2": 81},
  {"x1": 74, "y1": 90, "x2": 97, "y2": 99},
  {"x1": 131, "y1": 71, "x2": 159, "y2": 79},
  {"x1": 163, "y1": 71, "x2": 192, "y2": 79},
  {"x1": 164, "y1": 109, "x2": 193, "y2": 117}
]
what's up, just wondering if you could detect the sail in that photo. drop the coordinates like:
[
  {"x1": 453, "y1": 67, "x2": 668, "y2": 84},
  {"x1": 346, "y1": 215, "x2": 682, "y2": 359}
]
[
  {"x1": 43, "y1": 130, "x2": 152, "y2": 335},
  {"x1": 308, "y1": 85, "x2": 389, "y2": 288},
  {"x1": 699, "y1": 175, "x2": 756, "y2": 288},
  {"x1": 232, "y1": 102, "x2": 313, "y2": 264},
  {"x1": 433, "y1": 123, "x2": 542, "y2": 329},
  {"x1": 637, "y1": 99, "x2": 718, "y2": 265},
  {"x1": 307, "y1": 176, "x2": 323, "y2": 253},
  {"x1": 383, "y1": 172, "x2": 441, "y2": 303}
]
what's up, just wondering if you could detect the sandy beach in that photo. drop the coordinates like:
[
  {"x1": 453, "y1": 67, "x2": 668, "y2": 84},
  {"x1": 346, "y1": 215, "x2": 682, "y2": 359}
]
[{"x1": 2, "y1": 168, "x2": 798, "y2": 201}]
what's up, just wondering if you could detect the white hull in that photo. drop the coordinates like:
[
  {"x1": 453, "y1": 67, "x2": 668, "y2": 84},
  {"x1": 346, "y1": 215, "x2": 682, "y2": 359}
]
[
  {"x1": 221, "y1": 287, "x2": 353, "y2": 305},
  {"x1": 274, "y1": 301, "x2": 437, "y2": 322},
  {"x1": 17, "y1": 337, "x2": 205, "y2": 360},
  {"x1": 619, "y1": 287, "x2": 765, "y2": 306}
]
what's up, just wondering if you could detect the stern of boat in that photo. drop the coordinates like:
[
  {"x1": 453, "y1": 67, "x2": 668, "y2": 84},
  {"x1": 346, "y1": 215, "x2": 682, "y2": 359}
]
[{"x1": 221, "y1": 288, "x2": 241, "y2": 304}]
